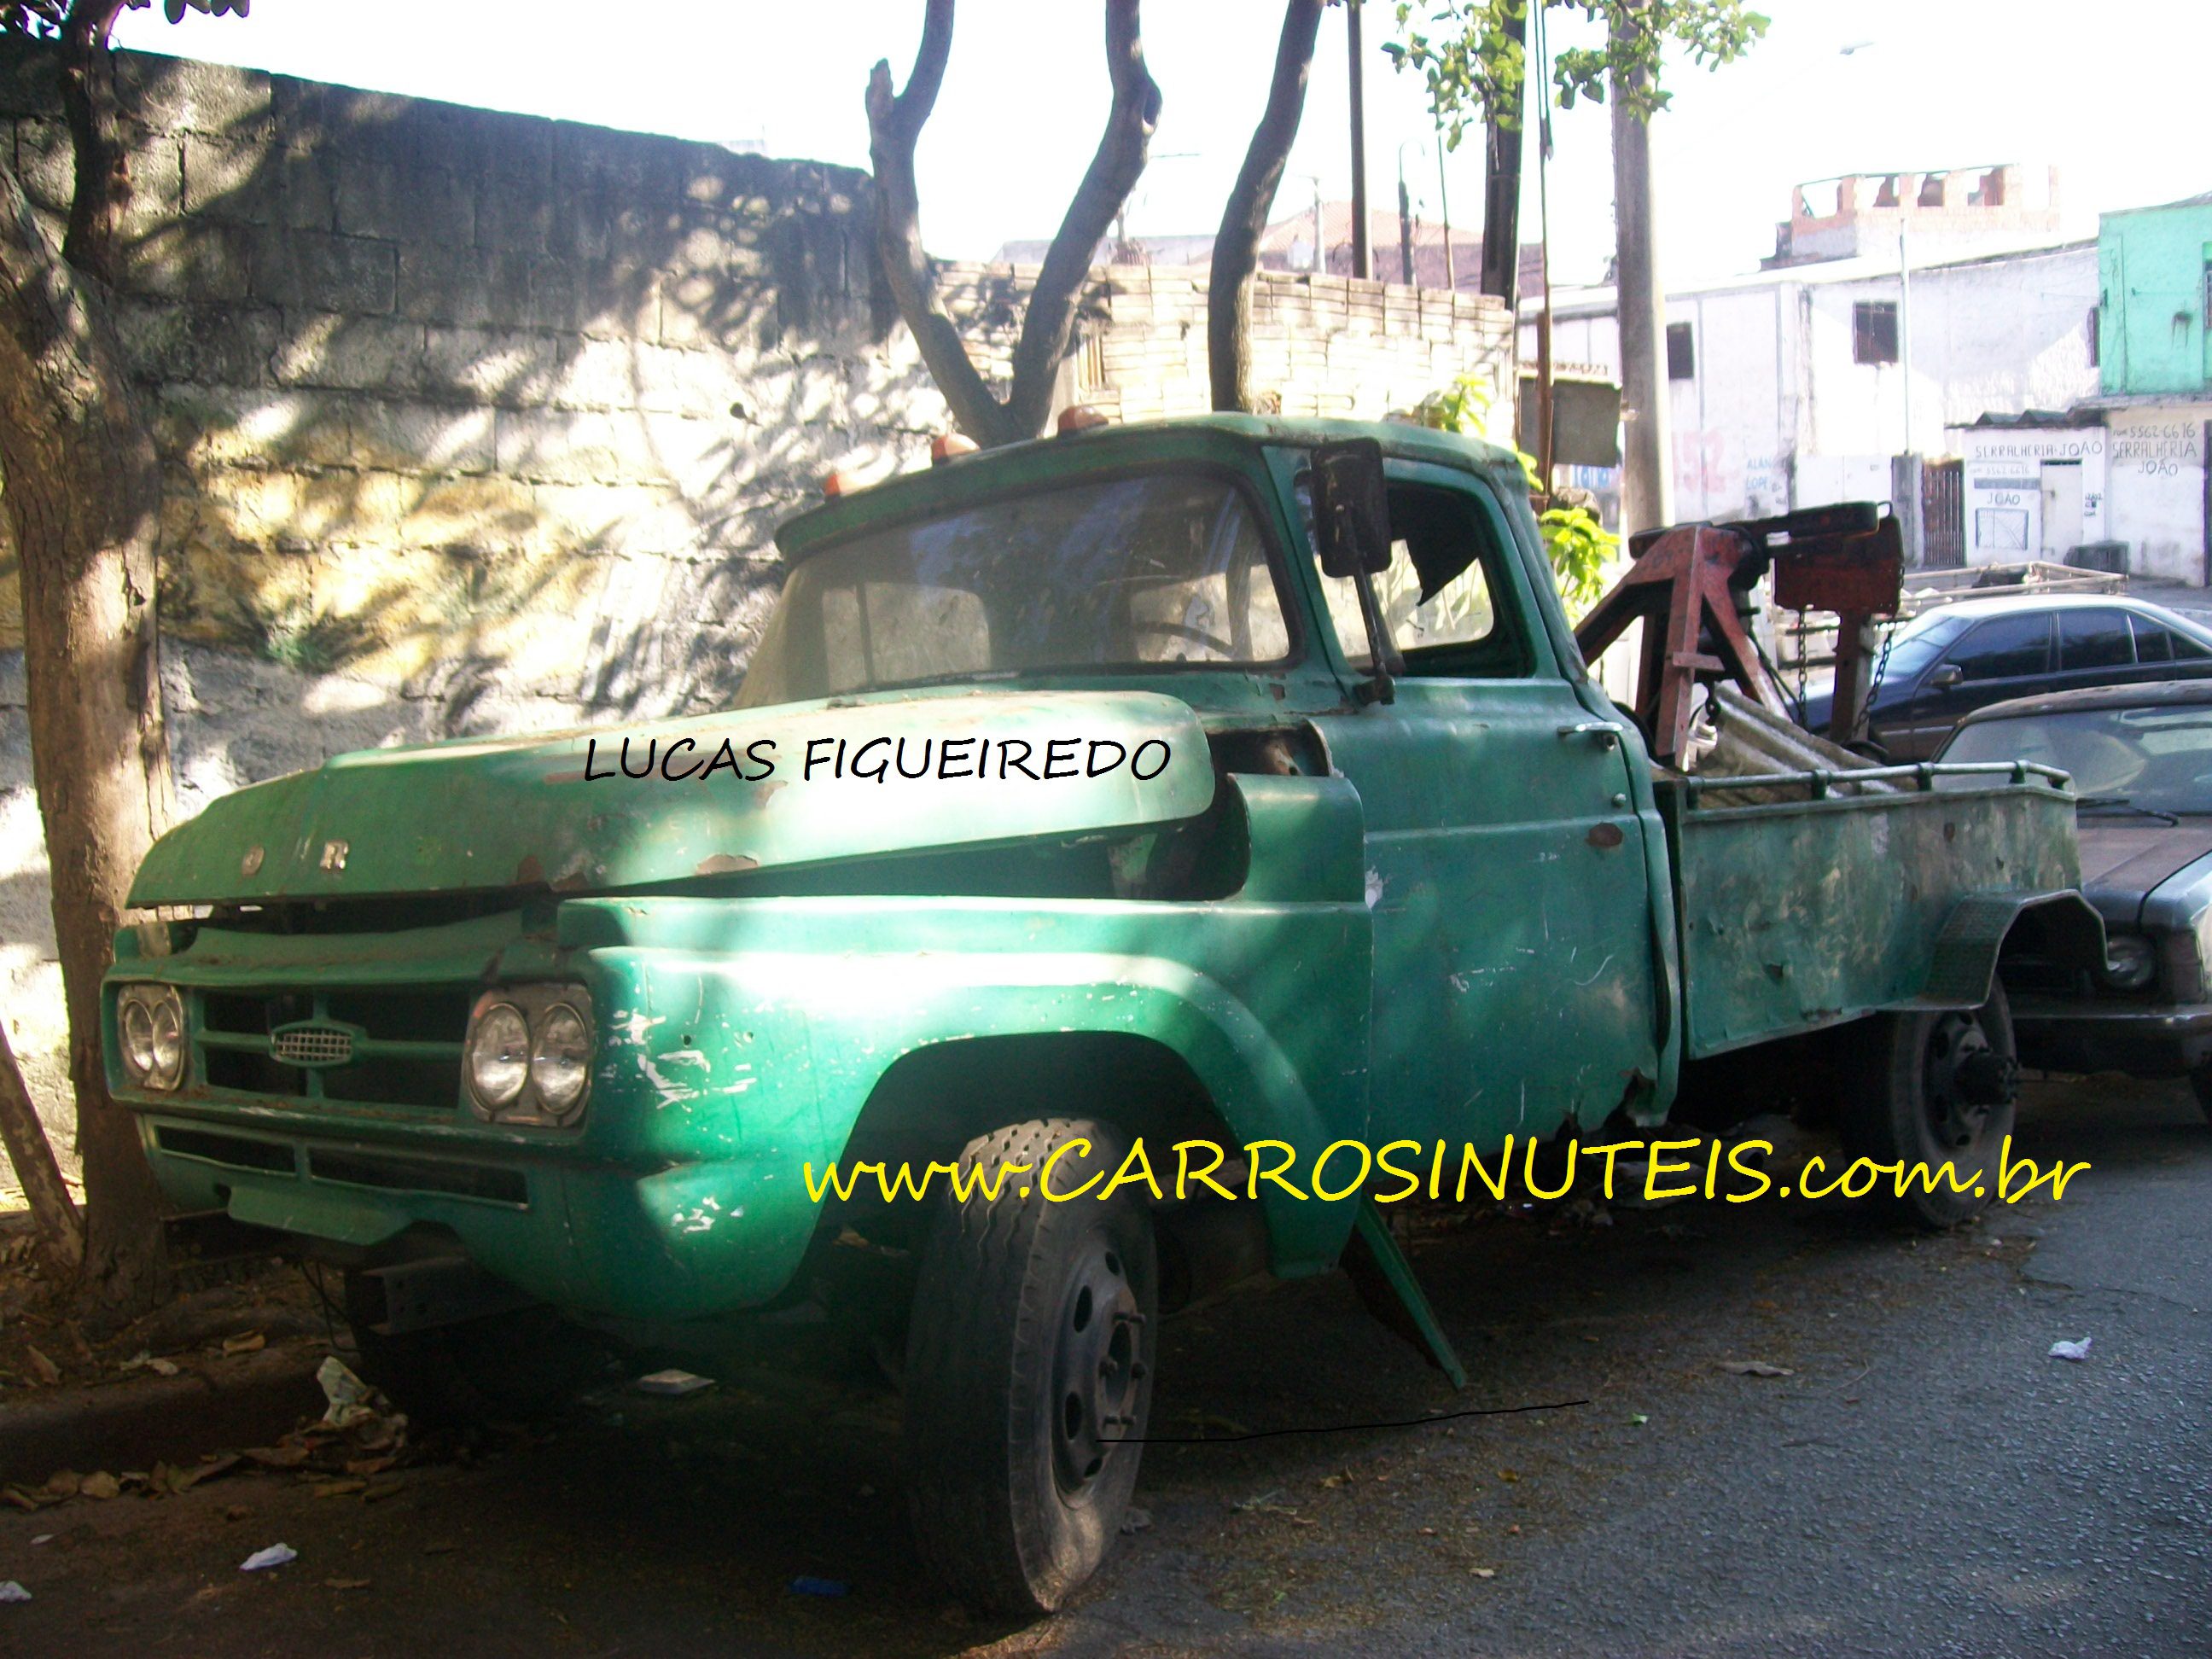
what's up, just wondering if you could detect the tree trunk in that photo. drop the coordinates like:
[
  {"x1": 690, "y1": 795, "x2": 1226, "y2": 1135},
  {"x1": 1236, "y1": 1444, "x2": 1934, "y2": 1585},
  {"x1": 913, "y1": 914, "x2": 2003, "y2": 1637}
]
[
  {"x1": 0, "y1": 23, "x2": 177, "y2": 1314},
  {"x1": 1209, "y1": 0, "x2": 1324, "y2": 413},
  {"x1": 1476, "y1": 1, "x2": 1528, "y2": 311},
  {"x1": 868, "y1": 0, "x2": 1160, "y2": 447},
  {"x1": 0, "y1": 1020, "x2": 84, "y2": 1277}
]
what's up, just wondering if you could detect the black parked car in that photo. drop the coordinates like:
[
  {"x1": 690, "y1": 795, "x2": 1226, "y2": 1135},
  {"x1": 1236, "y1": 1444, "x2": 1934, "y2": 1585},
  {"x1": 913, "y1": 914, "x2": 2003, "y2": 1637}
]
[
  {"x1": 1800, "y1": 595, "x2": 2212, "y2": 760},
  {"x1": 1938, "y1": 678, "x2": 2212, "y2": 1117}
]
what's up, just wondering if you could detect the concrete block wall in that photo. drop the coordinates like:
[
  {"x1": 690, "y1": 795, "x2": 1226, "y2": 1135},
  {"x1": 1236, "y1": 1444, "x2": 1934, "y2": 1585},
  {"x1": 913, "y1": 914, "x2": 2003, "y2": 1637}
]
[{"x1": 0, "y1": 44, "x2": 1509, "y2": 1185}]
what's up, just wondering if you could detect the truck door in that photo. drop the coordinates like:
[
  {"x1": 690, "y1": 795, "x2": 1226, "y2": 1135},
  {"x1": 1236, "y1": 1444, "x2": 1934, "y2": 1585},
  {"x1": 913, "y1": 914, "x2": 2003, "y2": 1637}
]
[{"x1": 1302, "y1": 463, "x2": 1662, "y2": 1151}]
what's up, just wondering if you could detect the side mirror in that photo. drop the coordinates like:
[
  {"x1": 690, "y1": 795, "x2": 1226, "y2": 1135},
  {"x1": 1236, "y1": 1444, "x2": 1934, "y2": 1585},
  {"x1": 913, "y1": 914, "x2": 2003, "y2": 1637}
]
[
  {"x1": 1928, "y1": 663, "x2": 1965, "y2": 690},
  {"x1": 1310, "y1": 439, "x2": 1393, "y2": 579}
]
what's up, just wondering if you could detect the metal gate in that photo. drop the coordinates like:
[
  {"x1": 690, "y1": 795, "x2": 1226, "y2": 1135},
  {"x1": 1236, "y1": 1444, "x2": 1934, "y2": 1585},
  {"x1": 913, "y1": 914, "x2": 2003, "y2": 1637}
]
[{"x1": 1921, "y1": 457, "x2": 1965, "y2": 569}]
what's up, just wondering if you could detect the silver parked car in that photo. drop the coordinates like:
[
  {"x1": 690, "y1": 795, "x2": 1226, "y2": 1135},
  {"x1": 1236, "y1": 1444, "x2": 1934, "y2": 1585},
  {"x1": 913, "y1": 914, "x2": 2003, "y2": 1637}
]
[{"x1": 1939, "y1": 679, "x2": 2212, "y2": 1118}]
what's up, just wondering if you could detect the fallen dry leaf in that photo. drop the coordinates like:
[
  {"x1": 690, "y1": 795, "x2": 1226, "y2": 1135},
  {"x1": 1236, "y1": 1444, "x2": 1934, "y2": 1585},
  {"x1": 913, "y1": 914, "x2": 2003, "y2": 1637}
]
[
  {"x1": 221, "y1": 1332, "x2": 266, "y2": 1357},
  {"x1": 80, "y1": 1472, "x2": 119, "y2": 1501},
  {"x1": 311, "y1": 1479, "x2": 368, "y2": 1499},
  {"x1": 324, "y1": 1577, "x2": 372, "y2": 1591},
  {"x1": 25, "y1": 1347, "x2": 61, "y2": 1386},
  {"x1": 1470, "y1": 1567, "x2": 1497, "y2": 1579}
]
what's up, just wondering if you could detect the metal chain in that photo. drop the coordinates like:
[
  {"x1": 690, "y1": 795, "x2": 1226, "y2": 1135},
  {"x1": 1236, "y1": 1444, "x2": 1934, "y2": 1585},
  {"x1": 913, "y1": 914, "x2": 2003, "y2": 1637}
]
[{"x1": 1857, "y1": 623, "x2": 1897, "y2": 745}]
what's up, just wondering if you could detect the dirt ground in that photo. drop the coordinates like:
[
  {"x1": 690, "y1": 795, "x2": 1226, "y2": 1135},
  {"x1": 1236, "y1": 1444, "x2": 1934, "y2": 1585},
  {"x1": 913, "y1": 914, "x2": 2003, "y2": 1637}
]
[{"x1": 2, "y1": 1074, "x2": 2207, "y2": 1656}]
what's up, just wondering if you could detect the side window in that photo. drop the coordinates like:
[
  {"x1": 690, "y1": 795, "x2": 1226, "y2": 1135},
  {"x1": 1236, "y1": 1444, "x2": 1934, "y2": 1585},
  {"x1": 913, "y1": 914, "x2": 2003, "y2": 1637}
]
[
  {"x1": 1947, "y1": 614, "x2": 2052, "y2": 682},
  {"x1": 1313, "y1": 480, "x2": 1528, "y2": 678},
  {"x1": 2133, "y1": 617, "x2": 2174, "y2": 664},
  {"x1": 2168, "y1": 626, "x2": 2212, "y2": 662},
  {"x1": 2058, "y1": 608, "x2": 2134, "y2": 671}
]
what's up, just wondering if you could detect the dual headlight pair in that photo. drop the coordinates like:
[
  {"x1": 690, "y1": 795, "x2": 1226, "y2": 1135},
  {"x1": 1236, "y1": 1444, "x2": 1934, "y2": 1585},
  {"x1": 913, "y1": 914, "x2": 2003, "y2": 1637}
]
[
  {"x1": 116, "y1": 983, "x2": 186, "y2": 1091},
  {"x1": 465, "y1": 985, "x2": 594, "y2": 1126}
]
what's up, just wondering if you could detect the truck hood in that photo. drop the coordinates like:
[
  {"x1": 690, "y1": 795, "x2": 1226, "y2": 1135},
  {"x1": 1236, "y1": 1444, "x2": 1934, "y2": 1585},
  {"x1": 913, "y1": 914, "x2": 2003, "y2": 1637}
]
[{"x1": 131, "y1": 690, "x2": 1215, "y2": 907}]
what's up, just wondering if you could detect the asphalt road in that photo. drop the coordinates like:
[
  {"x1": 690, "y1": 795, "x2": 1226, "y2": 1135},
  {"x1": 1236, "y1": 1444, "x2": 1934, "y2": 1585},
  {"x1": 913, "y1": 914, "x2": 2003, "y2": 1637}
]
[{"x1": 3, "y1": 1073, "x2": 2206, "y2": 1656}]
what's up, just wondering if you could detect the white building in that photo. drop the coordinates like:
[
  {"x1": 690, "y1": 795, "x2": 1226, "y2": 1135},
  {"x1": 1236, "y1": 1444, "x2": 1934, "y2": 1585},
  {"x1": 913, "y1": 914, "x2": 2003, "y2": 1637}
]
[{"x1": 1523, "y1": 238, "x2": 2100, "y2": 530}]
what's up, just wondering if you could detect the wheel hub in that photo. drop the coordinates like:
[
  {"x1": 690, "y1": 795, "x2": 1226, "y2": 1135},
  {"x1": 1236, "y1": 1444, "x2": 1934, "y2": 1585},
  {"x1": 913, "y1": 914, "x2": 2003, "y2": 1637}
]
[
  {"x1": 1050, "y1": 1235, "x2": 1147, "y2": 1499},
  {"x1": 1923, "y1": 1010, "x2": 2014, "y2": 1150}
]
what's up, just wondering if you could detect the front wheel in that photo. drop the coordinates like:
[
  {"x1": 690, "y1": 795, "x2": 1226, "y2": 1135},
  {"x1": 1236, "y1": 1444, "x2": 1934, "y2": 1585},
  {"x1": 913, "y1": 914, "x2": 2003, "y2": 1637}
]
[
  {"x1": 902, "y1": 1119, "x2": 1157, "y2": 1615},
  {"x1": 1842, "y1": 985, "x2": 2017, "y2": 1228}
]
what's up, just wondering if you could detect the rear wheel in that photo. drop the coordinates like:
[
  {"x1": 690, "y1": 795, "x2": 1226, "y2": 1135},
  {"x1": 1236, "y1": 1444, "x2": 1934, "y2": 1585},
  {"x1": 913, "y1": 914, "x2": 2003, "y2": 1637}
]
[
  {"x1": 1842, "y1": 985, "x2": 2017, "y2": 1228},
  {"x1": 903, "y1": 1119, "x2": 1156, "y2": 1615}
]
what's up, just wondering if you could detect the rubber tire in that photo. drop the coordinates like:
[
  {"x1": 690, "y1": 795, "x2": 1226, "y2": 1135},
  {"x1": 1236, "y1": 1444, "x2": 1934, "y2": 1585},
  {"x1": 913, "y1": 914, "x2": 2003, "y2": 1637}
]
[
  {"x1": 1842, "y1": 984, "x2": 2017, "y2": 1229},
  {"x1": 903, "y1": 1119, "x2": 1157, "y2": 1616},
  {"x1": 344, "y1": 1285, "x2": 611, "y2": 1426}
]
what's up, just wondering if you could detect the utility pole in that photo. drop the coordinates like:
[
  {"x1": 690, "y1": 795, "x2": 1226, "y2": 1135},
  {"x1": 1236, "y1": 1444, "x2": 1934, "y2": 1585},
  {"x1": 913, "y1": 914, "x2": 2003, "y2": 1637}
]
[
  {"x1": 1347, "y1": 0, "x2": 1372, "y2": 279},
  {"x1": 1610, "y1": 0, "x2": 1673, "y2": 533},
  {"x1": 1396, "y1": 140, "x2": 1417, "y2": 284},
  {"x1": 1437, "y1": 133, "x2": 1455, "y2": 288},
  {"x1": 1479, "y1": 0, "x2": 1528, "y2": 310}
]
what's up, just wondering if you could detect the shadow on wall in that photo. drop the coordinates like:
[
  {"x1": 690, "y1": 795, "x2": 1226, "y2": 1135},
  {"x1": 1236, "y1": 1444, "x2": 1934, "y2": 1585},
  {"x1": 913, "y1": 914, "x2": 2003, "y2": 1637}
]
[{"x1": 0, "y1": 39, "x2": 949, "y2": 733}]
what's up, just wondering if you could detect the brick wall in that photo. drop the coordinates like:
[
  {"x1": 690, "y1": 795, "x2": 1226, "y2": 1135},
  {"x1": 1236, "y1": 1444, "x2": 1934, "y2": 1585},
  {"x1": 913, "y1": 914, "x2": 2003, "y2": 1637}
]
[{"x1": 0, "y1": 44, "x2": 1510, "y2": 1182}]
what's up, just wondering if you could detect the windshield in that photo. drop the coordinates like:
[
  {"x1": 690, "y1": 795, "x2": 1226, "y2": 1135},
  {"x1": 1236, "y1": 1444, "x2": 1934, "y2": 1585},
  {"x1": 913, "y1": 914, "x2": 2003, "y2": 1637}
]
[
  {"x1": 1943, "y1": 705, "x2": 2212, "y2": 814},
  {"x1": 738, "y1": 473, "x2": 1294, "y2": 707}
]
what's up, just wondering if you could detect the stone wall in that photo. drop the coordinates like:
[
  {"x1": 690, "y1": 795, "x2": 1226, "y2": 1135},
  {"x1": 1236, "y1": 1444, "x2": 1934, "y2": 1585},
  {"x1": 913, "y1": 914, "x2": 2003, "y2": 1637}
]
[{"x1": 0, "y1": 44, "x2": 1510, "y2": 1187}]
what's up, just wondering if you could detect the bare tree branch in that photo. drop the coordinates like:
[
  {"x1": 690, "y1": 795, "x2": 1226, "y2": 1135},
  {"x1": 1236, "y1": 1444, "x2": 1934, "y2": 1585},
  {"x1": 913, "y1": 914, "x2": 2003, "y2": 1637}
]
[
  {"x1": 0, "y1": 1019, "x2": 84, "y2": 1277},
  {"x1": 1209, "y1": 0, "x2": 1324, "y2": 412},
  {"x1": 1002, "y1": 0, "x2": 1161, "y2": 439},
  {"x1": 58, "y1": 0, "x2": 131, "y2": 284},
  {"x1": 864, "y1": 0, "x2": 1012, "y2": 445}
]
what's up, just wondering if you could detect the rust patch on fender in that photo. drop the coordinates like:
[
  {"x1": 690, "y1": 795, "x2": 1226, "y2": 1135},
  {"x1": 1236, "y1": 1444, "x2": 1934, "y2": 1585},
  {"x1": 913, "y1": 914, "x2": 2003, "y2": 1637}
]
[
  {"x1": 696, "y1": 853, "x2": 760, "y2": 876},
  {"x1": 1586, "y1": 823, "x2": 1626, "y2": 850},
  {"x1": 515, "y1": 854, "x2": 546, "y2": 886}
]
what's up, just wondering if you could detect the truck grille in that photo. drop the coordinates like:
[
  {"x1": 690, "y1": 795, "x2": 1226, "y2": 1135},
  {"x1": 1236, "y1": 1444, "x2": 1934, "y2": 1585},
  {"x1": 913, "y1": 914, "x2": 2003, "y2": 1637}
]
[{"x1": 195, "y1": 987, "x2": 471, "y2": 1113}]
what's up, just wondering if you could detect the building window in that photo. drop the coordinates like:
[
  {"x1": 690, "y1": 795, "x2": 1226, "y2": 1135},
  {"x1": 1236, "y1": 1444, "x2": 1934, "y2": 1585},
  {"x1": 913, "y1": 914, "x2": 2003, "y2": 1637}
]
[
  {"x1": 1666, "y1": 322, "x2": 1696, "y2": 381},
  {"x1": 2087, "y1": 306, "x2": 2100, "y2": 367},
  {"x1": 1853, "y1": 300, "x2": 1900, "y2": 365}
]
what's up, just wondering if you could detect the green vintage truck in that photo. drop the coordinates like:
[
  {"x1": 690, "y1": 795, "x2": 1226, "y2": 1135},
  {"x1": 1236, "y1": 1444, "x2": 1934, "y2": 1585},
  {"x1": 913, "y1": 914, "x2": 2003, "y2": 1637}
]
[{"x1": 106, "y1": 416, "x2": 2100, "y2": 1612}]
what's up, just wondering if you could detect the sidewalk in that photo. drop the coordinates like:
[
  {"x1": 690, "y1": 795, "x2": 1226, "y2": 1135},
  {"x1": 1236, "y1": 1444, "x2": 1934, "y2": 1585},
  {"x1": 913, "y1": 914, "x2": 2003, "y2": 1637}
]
[{"x1": 2125, "y1": 576, "x2": 2212, "y2": 621}]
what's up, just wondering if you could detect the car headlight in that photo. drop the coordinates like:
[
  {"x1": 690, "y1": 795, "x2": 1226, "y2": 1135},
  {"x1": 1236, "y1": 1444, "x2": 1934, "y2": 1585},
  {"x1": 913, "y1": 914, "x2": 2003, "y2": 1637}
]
[
  {"x1": 116, "y1": 983, "x2": 186, "y2": 1091},
  {"x1": 466, "y1": 1001, "x2": 531, "y2": 1109},
  {"x1": 2101, "y1": 934, "x2": 2157, "y2": 991},
  {"x1": 530, "y1": 1004, "x2": 591, "y2": 1119},
  {"x1": 464, "y1": 987, "x2": 593, "y2": 1125}
]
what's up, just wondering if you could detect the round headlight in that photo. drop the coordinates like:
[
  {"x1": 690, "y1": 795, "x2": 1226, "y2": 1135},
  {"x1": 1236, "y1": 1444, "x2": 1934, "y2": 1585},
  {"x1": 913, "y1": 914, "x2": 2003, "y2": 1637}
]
[
  {"x1": 531, "y1": 1004, "x2": 591, "y2": 1117},
  {"x1": 2102, "y1": 934, "x2": 2156, "y2": 990},
  {"x1": 147, "y1": 994, "x2": 184, "y2": 1088},
  {"x1": 467, "y1": 1002, "x2": 531, "y2": 1109},
  {"x1": 120, "y1": 997, "x2": 157, "y2": 1081}
]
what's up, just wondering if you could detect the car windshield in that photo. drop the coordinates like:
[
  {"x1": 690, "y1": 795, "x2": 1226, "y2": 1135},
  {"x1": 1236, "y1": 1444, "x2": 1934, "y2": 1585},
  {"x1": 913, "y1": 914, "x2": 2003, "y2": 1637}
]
[
  {"x1": 737, "y1": 473, "x2": 1294, "y2": 707},
  {"x1": 1942, "y1": 705, "x2": 2212, "y2": 813}
]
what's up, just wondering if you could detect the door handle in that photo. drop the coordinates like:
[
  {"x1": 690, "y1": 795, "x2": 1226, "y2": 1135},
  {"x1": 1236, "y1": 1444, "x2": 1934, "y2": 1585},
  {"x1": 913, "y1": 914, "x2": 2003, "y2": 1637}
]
[{"x1": 1557, "y1": 721, "x2": 1621, "y2": 749}]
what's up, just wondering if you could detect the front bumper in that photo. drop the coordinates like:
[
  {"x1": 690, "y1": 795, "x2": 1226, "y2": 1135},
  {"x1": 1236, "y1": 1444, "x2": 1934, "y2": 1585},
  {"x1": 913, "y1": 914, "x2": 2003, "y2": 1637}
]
[
  {"x1": 2009, "y1": 994, "x2": 2212, "y2": 1079},
  {"x1": 134, "y1": 1115, "x2": 800, "y2": 1318}
]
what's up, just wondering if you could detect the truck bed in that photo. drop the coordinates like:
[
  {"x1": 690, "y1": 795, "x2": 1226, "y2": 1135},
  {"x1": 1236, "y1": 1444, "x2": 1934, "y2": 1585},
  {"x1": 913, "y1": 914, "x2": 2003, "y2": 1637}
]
[{"x1": 1658, "y1": 762, "x2": 2082, "y2": 1059}]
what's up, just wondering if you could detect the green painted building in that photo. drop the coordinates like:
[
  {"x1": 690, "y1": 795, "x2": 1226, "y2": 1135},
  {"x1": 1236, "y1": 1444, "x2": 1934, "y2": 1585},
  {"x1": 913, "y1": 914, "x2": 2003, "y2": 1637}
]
[
  {"x1": 2099, "y1": 192, "x2": 2212, "y2": 397},
  {"x1": 2089, "y1": 193, "x2": 2211, "y2": 582}
]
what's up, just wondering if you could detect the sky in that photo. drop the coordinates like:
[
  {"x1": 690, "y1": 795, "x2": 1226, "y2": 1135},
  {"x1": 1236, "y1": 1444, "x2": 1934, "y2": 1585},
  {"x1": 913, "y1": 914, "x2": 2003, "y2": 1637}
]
[{"x1": 116, "y1": 1, "x2": 2209, "y2": 290}]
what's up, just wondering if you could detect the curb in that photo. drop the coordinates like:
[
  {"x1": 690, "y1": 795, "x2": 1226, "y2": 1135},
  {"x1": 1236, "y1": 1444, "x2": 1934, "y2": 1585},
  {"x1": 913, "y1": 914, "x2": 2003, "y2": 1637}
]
[{"x1": 0, "y1": 1342, "x2": 325, "y2": 1486}]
